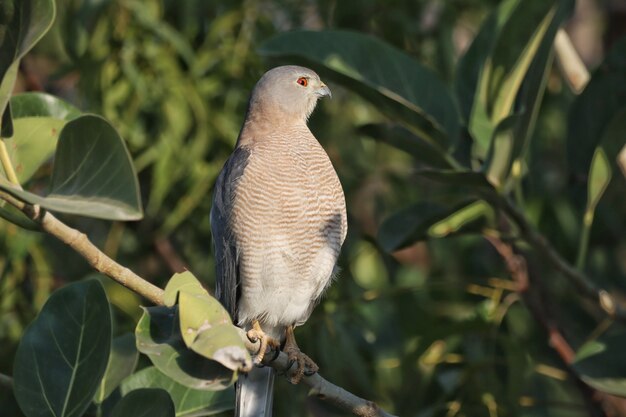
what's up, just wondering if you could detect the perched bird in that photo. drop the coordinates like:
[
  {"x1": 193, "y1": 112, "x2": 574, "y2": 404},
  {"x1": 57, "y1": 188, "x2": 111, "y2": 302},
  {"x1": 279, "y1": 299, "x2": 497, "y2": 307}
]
[{"x1": 211, "y1": 66, "x2": 347, "y2": 416}]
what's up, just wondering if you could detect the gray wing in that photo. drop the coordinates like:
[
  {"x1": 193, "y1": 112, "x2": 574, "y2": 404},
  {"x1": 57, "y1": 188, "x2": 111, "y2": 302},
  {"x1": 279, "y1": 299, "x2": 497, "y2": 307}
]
[{"x1": 210, "y1": 146, "x2": 251, "y2": 321}]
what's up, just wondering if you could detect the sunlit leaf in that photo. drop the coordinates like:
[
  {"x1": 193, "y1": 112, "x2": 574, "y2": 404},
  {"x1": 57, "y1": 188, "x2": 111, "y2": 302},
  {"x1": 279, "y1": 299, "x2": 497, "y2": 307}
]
[
  {"x1": 259, "y1": 30, "x2": 460, "y2": 148},
  {"x1": 427, "y1": 200, "x2": 494, "y2": 238},
  {"x1": 0, "y1": 115, "x2": 143, "y2": 220},
  {"x1": 163, "y1": 271, "x2": 210, "y2": 307},
  {"x1": 94, "y1": 333, "x2": 139, "y2": 404},
  {"x1": 120, "y1": 367, "x2": 234, "y2": 417},
  {"x1": 11, "y1": 92, "x2": 81, "y2": 120},
  {"x1": 468, "y1": 0, "x2": 570, "y2": 158},
  {"x1": 13, "y1": 280, "x2": 111, "y2": 417},
  {"x1": 586, "y1": 148, "x2": 612, "y2": 212},
  {"x1": 135, "y1": 305, "x2": 236, "y2": 391},
  {"x1": 110, "y1": 388, "x2": 175, "y2": 417}
]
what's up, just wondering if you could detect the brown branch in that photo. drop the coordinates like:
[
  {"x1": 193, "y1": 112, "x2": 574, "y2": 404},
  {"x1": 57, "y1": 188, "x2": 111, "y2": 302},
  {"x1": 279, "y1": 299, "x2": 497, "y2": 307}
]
[
  {"x1": 485, "y1": 235, "x2": 626, "y2": 417},
  {"x1": 0, "y1": 191, "x2": 394, "y2": 417},
  {"x1": 240, "y1": 331, "x2": 398, "y2": 417}
]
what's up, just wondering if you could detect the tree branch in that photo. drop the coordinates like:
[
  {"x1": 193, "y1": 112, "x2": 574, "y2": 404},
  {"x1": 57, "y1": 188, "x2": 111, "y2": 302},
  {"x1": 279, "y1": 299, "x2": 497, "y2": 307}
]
[
  {"x1": 0, "y1": 193, "x2": 395, "y2": 417},
  {"x1": 491, "y1": 195, "x2": 626, "y2": 321},
  {"x1": 239, "y1": 331, "x2": 398, "y2": 417},
  {"x1": 485, "y1": 234, "x2": 626, "y2": 417}
]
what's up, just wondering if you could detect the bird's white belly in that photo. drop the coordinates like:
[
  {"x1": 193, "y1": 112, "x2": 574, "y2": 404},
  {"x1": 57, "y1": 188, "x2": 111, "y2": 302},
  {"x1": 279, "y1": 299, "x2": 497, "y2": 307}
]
[{"x1": 236, "y1": 238, "x2": 337, "y2": 335}]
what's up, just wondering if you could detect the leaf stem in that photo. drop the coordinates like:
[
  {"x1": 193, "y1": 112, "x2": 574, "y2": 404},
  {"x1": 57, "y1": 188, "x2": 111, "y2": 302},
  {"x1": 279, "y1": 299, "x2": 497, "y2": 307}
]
[
  {"x1": 0, "y1": 140, "x2": 21, "y2": 187},
  {"x1": 576, "y1": 210, "x2": 593, "y2": 270}
]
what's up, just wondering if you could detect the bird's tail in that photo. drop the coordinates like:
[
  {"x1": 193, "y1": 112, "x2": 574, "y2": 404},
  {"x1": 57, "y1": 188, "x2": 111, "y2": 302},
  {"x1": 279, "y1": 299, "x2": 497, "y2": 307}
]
[{"x1": 236, "y1": 366, "x2": 275, "y2": 417}]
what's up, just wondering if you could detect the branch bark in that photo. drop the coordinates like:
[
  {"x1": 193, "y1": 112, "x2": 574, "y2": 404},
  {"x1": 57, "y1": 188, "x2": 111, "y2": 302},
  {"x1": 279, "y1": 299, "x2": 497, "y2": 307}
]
[{"x1": 0, "y1": 193, "x2": 395, "y2": 417}]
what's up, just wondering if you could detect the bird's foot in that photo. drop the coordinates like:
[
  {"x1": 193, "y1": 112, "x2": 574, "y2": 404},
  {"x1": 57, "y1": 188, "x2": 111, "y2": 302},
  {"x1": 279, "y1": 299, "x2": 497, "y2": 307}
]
[
  {"x1": 283, "y1": 325, "x2": 318, "y2": 384},
  {"x1": 246, "y1": 320, "x2": 280, "y2": 365}
]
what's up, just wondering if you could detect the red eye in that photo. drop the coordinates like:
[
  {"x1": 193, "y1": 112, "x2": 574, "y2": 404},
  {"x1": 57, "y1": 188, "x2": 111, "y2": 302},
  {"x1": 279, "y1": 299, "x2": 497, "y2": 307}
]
[{"x1": 296, "y1": 77, "x2": 308, "y2": 87}]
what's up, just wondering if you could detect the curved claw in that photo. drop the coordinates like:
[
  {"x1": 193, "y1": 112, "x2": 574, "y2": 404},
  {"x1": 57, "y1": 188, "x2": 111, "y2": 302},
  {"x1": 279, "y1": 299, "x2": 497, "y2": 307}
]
[
  {"x1": 283, "y1": 325, "x2": 318, "y2": 384},
  {"x1": 246, "y1": 320, "x2": 279, "y2": 364}
]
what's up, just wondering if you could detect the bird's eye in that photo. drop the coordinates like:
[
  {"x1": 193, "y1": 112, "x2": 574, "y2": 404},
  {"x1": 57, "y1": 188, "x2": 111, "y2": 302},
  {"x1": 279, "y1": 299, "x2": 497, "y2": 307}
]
[{"x1": 296, "y1": 77, "x2": 308, "y2": 87}]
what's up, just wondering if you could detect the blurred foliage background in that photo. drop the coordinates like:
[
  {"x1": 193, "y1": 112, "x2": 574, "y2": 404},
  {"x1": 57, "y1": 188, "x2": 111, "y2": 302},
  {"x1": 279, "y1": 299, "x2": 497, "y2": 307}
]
[{"x1": 1, "y1": 0, "x2": 626, "y2": 416}]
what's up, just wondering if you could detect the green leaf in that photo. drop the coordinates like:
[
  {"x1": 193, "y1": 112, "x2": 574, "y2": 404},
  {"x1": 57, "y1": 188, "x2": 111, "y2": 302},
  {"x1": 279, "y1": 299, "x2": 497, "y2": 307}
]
[
  {"x1": 13, "y1": 279, "x2": 111, "y2": 417},
  {"x1": 468, "y1": 0, "x2": 567, "y2": 158},
  {"x1": 163, "y1": 271, "x2": 210, "y2": 307},
  {"x1": 358, "y1": 123, "x2": 454, "y2": 169},
  {"x1": 378, "y1": 200, "x2": 492, "y2": 252},
  {"x1": 573, "y1": 331, "x2": 626, "y2": 397},
  {"x1": 135, "y1": 305, "x2": 236, "y2": 391},
  {"x1": 567, "y1": 38, "x2": 626, "y2": 178},
  {"x1": 454, "y1": 11, "x2": 499, "y2": 123},
  {"x1": 11, "y1": 92, "x2": 81, "y2": 120},
  {"x1": 120, "y1": 367, "x2": 234, "y2": 417},
  {"x1": 259, "y1": 30, "x2": 460, "y2": 148},
  {"x1": 0, "y1": 0, "x2": 56, "y2": 118},
  {"x1": 586, "y1": 147, "x2": 612, "y2": 212},
  {"x1": 427, "y1": 200, "x2": 495, "y2": 238},
  {"x1": 111, "y1": 388, "x2": 175, "y2": 417},
  {"x1": 0, "y1": 115, "x2": 143, "y2": 220},
  {"x1": 483, "y1": 114, "x2": 522, "y2": 188},
  {"x1": 2, "y1": 118, "x2": 65, "y2": 183},
  {"x1": 0, "y1": 92, "x2": 82, "y2": 183},
  {"x1": 94, "y1": 333, "x2": 139, "y2": 404},
  {"x1": 163, "y1": 271, "x2": 251, "y2": 372}
]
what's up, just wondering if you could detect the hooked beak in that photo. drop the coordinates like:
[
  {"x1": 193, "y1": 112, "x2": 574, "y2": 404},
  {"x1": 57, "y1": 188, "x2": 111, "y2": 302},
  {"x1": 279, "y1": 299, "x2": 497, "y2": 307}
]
[{"x1": 316, "y1": 83, "x2": 332, "y2": 99}]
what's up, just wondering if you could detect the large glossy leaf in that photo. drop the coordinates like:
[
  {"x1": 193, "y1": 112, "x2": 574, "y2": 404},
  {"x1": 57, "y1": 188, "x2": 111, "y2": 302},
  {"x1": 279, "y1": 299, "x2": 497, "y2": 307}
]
[
  {"x1": 11, "y1": 92, "x2": 82, "y2": 119},
  {"x1": 163, "y1": 271, "x2": 251, "y2": 372},
  {"x1": 94, "y1": 333, "x2": 139, "y2": 404},
  {"x1": 259, "y1": 30, "x2": 460, "y2": 148},
  {"x1": 567, "y1": 38, "x2": 626, "y2": 178},
  {"x1": 0, "y1": 0, "x2": 56, "y2": 119},
  {"x1": 121, "y1": 367, "x2": 234, "y2": 417},
  {"x1": 468, "y1": 0, "x2": 567, "y2": 158},
  {"x1": 163, "y1": 271, "x2": 211, "y2": 307},
  {"x1": 110, "y1": 388, "x2": 175, "y2": 417},
  {"x1": 135, "y1": 305, "x2": 236, "y2": 391},
  {"x1": 574, "y1": 331, "x2": 626, "y2": 397},
  {"x1": 13, "y1": 279, "x2": 111, "y2": 417},
  {"x1": 0, "y1": 115, "x2": 143, "y2": 220},
  {"x1": 0, "y1": 93, "x2": 82, "y2": 183}
]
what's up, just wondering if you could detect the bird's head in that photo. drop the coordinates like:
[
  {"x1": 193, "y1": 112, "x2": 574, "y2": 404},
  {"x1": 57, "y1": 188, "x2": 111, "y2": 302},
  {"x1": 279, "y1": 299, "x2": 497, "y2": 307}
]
[{"x1": 248, "y1": 65, "x2": 332, "y2": 122}]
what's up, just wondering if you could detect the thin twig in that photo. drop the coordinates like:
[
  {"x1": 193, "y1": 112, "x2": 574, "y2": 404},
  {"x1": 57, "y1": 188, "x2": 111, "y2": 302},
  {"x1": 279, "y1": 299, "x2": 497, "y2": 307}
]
[{"x1": 1, "y1": 194, "x2": 164, "y2": 305}]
